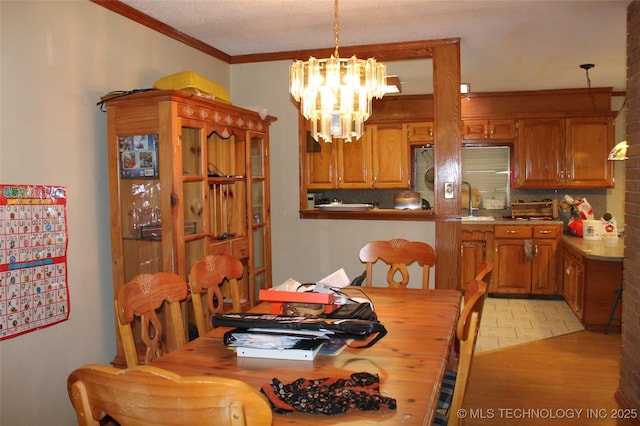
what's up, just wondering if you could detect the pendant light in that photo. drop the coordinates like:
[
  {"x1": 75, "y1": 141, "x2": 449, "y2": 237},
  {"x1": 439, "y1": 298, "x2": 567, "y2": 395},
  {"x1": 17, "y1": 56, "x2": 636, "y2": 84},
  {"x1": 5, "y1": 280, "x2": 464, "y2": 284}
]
[{"x1": 289, "y1": 0, "x2": 387, "y2": 143}]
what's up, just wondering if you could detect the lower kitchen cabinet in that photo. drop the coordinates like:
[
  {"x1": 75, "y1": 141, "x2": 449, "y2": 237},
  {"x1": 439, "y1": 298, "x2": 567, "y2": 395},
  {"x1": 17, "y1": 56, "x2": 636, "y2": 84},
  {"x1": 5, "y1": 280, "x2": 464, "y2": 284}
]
[
  {"x1": 460, "y1": 224, "x2": 494, "y2": 290},
  {"x1": 562, "y1": 241, "x2": 622, "y2": 331},
  {"x1": 563, "y1": 244, "x2": 583, "y2": 319},
  {"x1": 492, "y1": 224, "x2": 561, "y2": 295}
]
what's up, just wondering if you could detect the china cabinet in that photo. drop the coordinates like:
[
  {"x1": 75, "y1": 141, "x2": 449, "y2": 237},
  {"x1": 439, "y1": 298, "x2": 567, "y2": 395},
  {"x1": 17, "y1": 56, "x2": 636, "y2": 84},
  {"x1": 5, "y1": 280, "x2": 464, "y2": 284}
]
[{"x1": 103, "y1": 90, "x2": 274, "y2": 364}]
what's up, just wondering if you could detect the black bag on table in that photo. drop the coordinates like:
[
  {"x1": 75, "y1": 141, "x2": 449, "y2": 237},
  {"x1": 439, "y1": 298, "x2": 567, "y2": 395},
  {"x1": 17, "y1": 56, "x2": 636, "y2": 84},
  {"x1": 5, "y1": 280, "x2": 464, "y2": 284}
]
[{"x1": 212, "y1": 313, "x2": 386, "y2": 348}]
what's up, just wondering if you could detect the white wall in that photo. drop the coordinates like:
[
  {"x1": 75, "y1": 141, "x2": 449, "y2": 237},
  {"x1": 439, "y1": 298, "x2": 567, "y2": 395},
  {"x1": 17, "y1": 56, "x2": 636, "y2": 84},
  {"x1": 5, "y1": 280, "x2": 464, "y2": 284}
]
[
  {"x1": 0, "y1": 1, "x2": 626, "y2": 425},
  {"x1": 0, "y1": 2, "x2": 228, "y2": 424},
  {"x1": 607, "y1": 96, "x2": 626, "y2": 230},
  {"x1": 230, "y1": 62, "x2": 436, "y2": 286}
]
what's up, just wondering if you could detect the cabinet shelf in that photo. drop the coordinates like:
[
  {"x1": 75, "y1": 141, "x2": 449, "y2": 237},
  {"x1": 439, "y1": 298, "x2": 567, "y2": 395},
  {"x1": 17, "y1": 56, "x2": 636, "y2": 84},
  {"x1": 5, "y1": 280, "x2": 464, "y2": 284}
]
[{"x1": 207, "y1": 176, "x2": 245, "y2": 184}]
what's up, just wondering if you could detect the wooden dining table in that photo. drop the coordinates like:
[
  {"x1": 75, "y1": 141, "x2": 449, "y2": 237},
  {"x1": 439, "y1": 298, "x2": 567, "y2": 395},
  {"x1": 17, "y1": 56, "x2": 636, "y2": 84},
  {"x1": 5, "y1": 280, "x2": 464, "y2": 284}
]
[{"x1": 152, "y1": 287, "x2": 461, "y2": 426}]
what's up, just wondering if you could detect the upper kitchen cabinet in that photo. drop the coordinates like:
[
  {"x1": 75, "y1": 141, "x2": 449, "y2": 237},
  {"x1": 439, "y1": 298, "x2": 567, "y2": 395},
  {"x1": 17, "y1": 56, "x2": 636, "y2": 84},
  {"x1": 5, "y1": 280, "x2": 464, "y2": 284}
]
[
  {"x1": 462, "y1": 119, "x2": 517, "y2": 142},
  {"x1": 513, "y1": 118, "x2": 565, "y2": 188},
  {"x1": 370, "y1": 123, "x2": 410, "y2": 188},
  {"x1": 407, "y1": 122, "x2": 435, "y2": 145},
  {"x1": 564, "y1": 117, "x2": 615, "y2": 187},
  {"x1": 305, "y1": 125, "x2": 372, "y2": 189},
  {"x1": 513, "y1": 116, "x2": 614, "y2": 188},
  {"x1": 304, "y1": 123, "x2": 409, "y2": 190}
]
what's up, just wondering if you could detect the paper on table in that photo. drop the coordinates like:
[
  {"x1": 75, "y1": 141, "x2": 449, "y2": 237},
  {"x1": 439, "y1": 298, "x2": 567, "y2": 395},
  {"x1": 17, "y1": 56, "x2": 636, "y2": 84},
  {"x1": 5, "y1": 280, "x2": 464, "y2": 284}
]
[
  {"x1": 269, "y1": 268, "x2": 351, "y2": 292},
  {"x1": 270, "y1": 277, "x2": 302, "y2": 291},
  {"x1": 317, "y1": 268, "x2": 350, "y2": 288}
]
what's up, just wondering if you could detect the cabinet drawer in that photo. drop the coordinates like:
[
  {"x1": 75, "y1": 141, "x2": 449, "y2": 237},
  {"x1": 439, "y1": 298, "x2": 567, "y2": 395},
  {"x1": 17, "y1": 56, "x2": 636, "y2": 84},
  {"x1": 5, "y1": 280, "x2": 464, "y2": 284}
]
[
  {"x1": 208, "y1": 240, "x2": 231, "y2": 256},
  {"x1": 494, "y1": 225, "x2": 533, "y2": 239},
  {"x1": 231, "y1": 237, "x2": 249, "y2": 259},
  {"x1": 533, "y1": 225, "x2": 561, "y2": 239}
]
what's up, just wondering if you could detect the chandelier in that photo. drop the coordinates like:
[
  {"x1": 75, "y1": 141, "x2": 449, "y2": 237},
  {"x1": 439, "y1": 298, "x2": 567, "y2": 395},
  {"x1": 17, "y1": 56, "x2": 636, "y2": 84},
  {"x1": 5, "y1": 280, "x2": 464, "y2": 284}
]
[{"x1": 289, "y1": 0, "x2": 387, "y2": 143}]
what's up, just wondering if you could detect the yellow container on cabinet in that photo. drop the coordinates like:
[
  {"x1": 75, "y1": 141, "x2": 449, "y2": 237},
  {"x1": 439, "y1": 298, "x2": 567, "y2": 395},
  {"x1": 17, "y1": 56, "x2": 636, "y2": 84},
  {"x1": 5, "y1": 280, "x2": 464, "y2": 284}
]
[{"x1": 154, "y1": 71, "x2": 231, "y2": 104}]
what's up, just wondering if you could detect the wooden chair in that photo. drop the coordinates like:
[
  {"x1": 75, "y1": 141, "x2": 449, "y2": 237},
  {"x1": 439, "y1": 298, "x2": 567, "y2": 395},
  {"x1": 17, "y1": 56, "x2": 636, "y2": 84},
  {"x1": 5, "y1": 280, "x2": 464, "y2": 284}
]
[
  {"x1": 435, "y1": 279, "x2": 489, "y2": 426},
  {"x1": 474, "y1": 261, "x2": 493, "y2": 286},
  {"x1": 433, "y1": 311, "x2": 482, "y2": 426},
  {"x1": 189, "y1": 254, "x2": 245, "y2": 337},
  {"x1": 115, "y1": 272, "x2": 188, "y2": 368},
  {"x1": 358, "y1": 238, "x2": 436, "y2": 289},
  {"x1": 67, "y1": 364, "x2": 273, "y2": 426}
]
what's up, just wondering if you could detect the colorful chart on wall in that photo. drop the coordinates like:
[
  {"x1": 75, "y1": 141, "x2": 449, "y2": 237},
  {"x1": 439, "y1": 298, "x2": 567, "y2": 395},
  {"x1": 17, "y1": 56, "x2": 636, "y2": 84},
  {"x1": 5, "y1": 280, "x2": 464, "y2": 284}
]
[{"x1": 0, "y1": 184, "x2": 69, "y2": 340}]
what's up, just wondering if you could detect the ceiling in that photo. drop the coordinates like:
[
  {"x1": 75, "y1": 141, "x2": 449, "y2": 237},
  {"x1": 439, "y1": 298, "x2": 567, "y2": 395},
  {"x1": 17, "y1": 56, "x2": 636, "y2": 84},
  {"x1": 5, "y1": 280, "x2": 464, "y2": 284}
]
[{"x1": 116, "y1": 0, "x2": 629, "y2": 95}]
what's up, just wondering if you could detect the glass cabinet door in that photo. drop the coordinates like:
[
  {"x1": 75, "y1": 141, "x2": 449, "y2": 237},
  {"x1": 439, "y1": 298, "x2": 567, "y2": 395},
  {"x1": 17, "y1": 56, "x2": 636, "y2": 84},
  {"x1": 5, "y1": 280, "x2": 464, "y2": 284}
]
[
  {"x1": 180, "y1": 125, "x2": 207, "y2": 279},
  {"x1": 117, "y1": 134, "x2": 164, "y2": 283},
  {"x1": 249, "y1": 133, "x2": 270, "y2": 304}
]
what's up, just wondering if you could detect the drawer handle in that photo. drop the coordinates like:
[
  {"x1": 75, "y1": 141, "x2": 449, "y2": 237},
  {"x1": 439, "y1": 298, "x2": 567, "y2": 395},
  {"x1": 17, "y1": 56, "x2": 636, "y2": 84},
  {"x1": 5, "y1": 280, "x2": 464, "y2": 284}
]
[
  {"x1": 538, "y1": 230, "x2": 552, "y2": 234},
  {"x1": 507, "y1": 230, "x2": 518, "y2": 234}
]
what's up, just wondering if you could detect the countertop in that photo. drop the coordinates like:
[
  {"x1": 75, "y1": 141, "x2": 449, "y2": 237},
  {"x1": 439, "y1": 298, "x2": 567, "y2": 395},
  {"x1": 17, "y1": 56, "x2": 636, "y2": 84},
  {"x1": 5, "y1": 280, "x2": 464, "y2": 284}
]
[
  {"x1": 301, "y1": 207, "x2": 567, "y2": 224},
  {"x1": 562, "y1": 234, "x2": 624, "y2": 262},
  {"x1": 462, "y1": 218, "x2": 564, "y2": 226}
]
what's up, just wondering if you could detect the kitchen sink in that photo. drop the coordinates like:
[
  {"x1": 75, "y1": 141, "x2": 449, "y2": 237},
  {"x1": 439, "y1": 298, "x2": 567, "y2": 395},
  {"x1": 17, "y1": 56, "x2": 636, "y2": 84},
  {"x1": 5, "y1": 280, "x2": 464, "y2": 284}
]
[{"x1": 461, "y1": 216, "x2": 496, "y2": 222}]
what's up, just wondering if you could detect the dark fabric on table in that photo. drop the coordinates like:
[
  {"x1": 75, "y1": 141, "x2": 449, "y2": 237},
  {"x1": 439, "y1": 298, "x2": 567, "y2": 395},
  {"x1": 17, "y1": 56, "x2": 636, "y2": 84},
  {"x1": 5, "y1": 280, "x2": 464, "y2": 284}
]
[{"x1": 261, "y1": 372, "x2": 396, "y2": 415}]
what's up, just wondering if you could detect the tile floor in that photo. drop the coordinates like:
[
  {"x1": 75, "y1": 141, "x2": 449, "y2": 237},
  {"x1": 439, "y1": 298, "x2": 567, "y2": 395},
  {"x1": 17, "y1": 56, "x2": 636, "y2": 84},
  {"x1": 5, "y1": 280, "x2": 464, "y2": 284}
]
[{"x1": 475, "y1": 296, "x2": 585, "y2": 353}]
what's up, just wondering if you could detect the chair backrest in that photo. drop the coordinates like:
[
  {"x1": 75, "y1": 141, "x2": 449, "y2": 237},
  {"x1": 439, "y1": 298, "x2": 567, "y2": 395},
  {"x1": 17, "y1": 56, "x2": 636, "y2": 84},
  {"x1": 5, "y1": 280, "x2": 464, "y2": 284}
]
[
  {"x1": 115, "y1": 272, "x2": 188, "y2": 367},
  {"x1": 458, "y1": 279, "x2": 489, "y2": 341},
  {"x1": 189, "y1": 254, "x2": 245, "y2": 337},
  {"x1": 67, "y1": 364, "x2": 273, "y2": 426},
  {"x1": 448, "y1": 311, "x2": 481, "y2": 426},
  {"x1": 358, "y1": 238, "x2": 436, "y2": 289},
  {"x1": 474, "y1": 261, "x2": 493, "y2": 286}
]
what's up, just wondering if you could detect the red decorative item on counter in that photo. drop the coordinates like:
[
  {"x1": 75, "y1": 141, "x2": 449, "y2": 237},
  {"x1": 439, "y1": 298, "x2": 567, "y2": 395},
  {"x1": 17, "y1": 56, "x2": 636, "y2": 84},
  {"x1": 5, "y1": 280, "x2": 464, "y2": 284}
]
[{"x1": 568, "y1": 218, "x2": 584, "y2": 236}]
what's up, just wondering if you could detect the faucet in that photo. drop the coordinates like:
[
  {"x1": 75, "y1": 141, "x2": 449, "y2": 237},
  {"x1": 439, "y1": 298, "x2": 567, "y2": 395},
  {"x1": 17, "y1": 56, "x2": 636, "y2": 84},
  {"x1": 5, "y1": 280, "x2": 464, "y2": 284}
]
[{"x1": 462, "y1": 181, "x2": 473, "y2": 216}]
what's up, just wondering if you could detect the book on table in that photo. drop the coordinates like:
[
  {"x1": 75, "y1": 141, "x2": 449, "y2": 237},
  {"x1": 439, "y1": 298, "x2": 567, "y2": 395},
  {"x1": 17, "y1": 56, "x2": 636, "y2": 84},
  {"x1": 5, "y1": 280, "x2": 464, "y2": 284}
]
[
  {"x1": 236, "y1": 338, "x2": 326, "y2": 360},
  {"x1": 224, "y1": 328, "x2": 334, "y2": 361}
]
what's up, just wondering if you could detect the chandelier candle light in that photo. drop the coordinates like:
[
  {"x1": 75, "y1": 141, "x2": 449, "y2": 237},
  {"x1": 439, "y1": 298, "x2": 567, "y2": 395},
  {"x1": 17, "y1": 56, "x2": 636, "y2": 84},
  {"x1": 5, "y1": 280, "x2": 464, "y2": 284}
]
[{"x1": 289, "y1": 0, "x2": 387, "y2": 143}]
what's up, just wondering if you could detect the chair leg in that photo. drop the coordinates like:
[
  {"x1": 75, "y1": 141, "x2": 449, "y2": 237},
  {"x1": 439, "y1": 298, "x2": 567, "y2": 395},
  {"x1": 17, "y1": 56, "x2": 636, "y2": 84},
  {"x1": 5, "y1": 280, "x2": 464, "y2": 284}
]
[{"x1": 604, "y1": 288, "x2": 622, "y2": 334}]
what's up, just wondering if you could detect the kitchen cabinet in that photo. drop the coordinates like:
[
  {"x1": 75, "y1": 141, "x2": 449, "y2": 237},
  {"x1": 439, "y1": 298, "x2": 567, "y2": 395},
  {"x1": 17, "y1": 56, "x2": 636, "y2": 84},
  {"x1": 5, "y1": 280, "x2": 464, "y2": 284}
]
[
  {"x1": 306, "y1": 135, "x2": 337, "y2": 189},
  {"x1": 564, "y1": 117, "x2": 614, "y2": 187},
  {"x1": 513, "y1": 116, "x2": 614, "y2": 188},
  {"x1": 530, "y1": 227, "x2": 561, "y2": 294},
  {"x1": 305, "y1": 123, "x2": 409, "y2": 189},
  {"x1": 460, "y1": 224, "x2": 494, "y2": 290},
  {"x1": 371, "y1": 123, "x2": 410, "y2": 188},
  {"x1": 407, "y1": 122, "x2": 434, "y2": 144},
  {"x1": 492, "y1": 224, "x2": 561, "y2": 295},
  {"x1": 562, "y1": 244, "x2": 583, "y2": 319},
  {"x1": 562, "y1": 240, "x2": 623, "y2": 331},
  {"x1": 462, "y1": 119, "x2": 517, "y2": 142},
  {"x1": 306, "y1": 125, "x2": 372, "y2": 189},
  {"x1": 103, "y1": 90, "x2": 274, "y2": 364}
]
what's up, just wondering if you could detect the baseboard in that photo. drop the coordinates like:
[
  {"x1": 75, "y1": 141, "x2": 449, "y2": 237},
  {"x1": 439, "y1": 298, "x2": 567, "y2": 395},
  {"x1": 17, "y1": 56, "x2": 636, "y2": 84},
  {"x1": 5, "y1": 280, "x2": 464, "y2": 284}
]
[
  {"x1": 614, "y1": 389, "x2": 640, "y2": 425},
  {"x1": 488, "y1": 293, "x2": 564, "y2": 300}
]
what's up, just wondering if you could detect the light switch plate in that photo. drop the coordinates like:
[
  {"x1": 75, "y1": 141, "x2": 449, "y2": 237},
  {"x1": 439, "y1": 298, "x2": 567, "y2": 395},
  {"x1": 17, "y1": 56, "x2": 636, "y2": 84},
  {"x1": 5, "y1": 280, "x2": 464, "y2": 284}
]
[{"x1": 444, "y1": 182, "x2": 454, "y2": 199}]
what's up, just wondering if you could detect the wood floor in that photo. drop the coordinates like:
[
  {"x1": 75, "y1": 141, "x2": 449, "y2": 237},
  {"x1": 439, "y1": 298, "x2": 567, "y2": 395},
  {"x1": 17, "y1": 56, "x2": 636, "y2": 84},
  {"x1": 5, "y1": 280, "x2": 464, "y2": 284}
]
[{"x1": 462, "y1": 330, "x2": 638, "y2": 426}]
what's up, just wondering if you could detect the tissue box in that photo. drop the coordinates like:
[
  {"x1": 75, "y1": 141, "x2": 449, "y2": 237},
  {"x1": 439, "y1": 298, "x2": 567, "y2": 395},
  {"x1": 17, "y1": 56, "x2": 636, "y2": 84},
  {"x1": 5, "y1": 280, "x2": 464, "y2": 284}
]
[{"x1": 259, "y1": 290, "x2": 338, "y2": 314}]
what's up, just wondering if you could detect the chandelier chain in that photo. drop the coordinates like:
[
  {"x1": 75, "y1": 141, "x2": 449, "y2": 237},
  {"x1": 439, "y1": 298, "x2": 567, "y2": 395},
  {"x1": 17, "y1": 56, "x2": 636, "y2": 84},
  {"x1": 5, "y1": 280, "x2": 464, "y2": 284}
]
[
  {"x1": 334, "y1": 0, "x2": 340, "y2": 57},
  {"x1": 288, "y1": 0, "x2": 387, "y2": 143}
]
